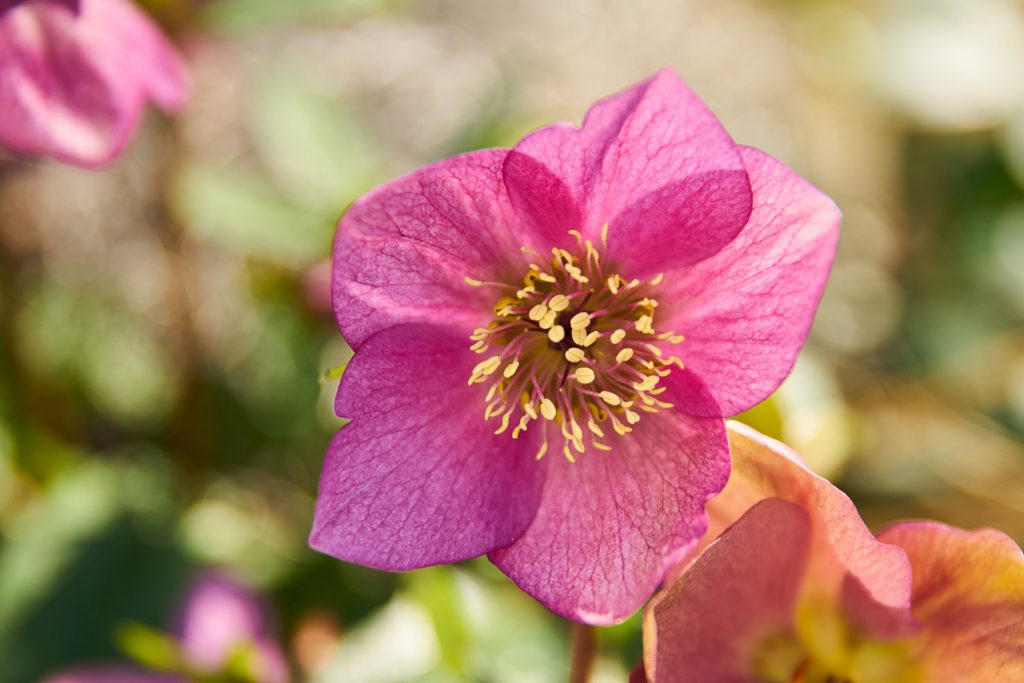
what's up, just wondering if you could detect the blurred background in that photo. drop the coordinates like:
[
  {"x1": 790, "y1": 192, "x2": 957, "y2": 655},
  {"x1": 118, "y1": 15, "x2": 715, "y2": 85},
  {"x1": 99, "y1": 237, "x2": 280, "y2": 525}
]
[{"x1": 2, "y1": 0, "x2": 1024, "y2": 680}]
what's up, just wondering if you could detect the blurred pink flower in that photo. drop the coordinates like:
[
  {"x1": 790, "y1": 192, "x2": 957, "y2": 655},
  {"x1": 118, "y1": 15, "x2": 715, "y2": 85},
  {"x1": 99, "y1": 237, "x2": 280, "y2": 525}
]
[
  {"x1": 311, "y1": 68, "x2": 841, "y2": 624},
  {"x1": 43, "y1": 573, "x2": 288, "y2": 683},
  {"x1": 0, "y1": 0, "x2": 186, "y2": 168},
  {"x1": 641, "y1": 423, "x2": 1024, "y2": 682}
]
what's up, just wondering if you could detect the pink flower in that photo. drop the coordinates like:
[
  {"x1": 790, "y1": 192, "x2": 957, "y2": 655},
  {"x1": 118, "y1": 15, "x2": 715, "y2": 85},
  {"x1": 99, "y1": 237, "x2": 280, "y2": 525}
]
[
  {"x1": 42, "y1": 573, "x2": 289, "y2": 683},
  {"x1": 641, "y1": 423, "x2": 1024, "y2": 682},
  {"x1": 310, "y1": 68, "x2": 841, "y2": 624},
  {"x1": 0, "y1": 0, "x2": 186, "y2": 168}
]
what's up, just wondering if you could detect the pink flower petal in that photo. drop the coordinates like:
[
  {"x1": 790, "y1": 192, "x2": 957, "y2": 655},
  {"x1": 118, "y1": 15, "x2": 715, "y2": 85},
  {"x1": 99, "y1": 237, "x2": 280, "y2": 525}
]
[
  {"x1": 504, "y1": 68, "x2": 753, "y2": 275},
  {"x1": 310, "y1": 323, "x2": 545, "y2": 570},
  {"x1": 877, "y1": 522, "x2": 1024, "y2": 680},
  {"x1": 692, "y1": 423, "x2": 914, "y2": 637},
  {"x1": 489, "y1": 410, "x2": 728, "y2": 625},
  {"x1": 41, "y1": 667, "x2": 182, "y2": 683},
  {"x1": 658, "y1": 147, "x2": 841, "y2": 417},
  {"x1": 644, "y1": 498, "x2": 812, "y2": 683},
  {"x1": 0, "y1": 0, "x2": 186, "y2": 168},
  {"x1": 175, "y1": 573, "x2": 287, "y2": 683},
  {"x1": 333, "y1": 148, "x2": 561, "y2": 349}
]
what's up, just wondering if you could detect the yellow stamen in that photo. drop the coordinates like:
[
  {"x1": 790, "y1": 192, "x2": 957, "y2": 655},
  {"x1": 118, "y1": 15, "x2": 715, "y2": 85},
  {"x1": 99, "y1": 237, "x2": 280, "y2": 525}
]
[
  {"x1": 599, "y1": 391, "x2": 622, "y2": 406},
  {"x1": 565, "y1": 347, "x2": 586, "y2": 363},
  {"x1": 548, "y1": 325, "x2": 566, "y2": 343},
  {"x1": 610, "y1": 329, "x2": 626, "y2": 345},
  {"x1": 570, "y1": 312, "x2": 591, "y2": 330},
  {"x1": 464, "y1": 277, "x2": 484, "y2": 287},
  {"x1": 503, "y1": 360, "x2": 520, "y2": 378},
  {"x1": 548, "y1": 294, "x2": 570, "y2": 312},
  {"x1": 574, "y1": 367, "x2": 596, "y2": 384},
  {"x1": 615, "y1": 348, "x2": 634, "y2": 363},
  {"x1": 540, "y1": 398, "x2": 557, "y2": 420}
]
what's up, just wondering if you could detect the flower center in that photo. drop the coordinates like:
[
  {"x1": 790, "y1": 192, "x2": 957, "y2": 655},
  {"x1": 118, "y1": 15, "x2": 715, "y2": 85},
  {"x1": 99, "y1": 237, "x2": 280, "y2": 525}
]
[{"x1": 464, "y1": 227, "x2": 684, "y2": 462}]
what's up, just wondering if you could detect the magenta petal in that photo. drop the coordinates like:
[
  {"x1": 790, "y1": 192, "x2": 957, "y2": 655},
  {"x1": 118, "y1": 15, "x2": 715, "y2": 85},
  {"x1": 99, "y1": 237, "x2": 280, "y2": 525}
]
[
  {"x1": 0, "y1": 0, "x2": 186, "y2": 168},
  {"x1": 41, "y1": 667, "x2": 182, "y2": 683},
  {"x1": 504, "y1": 68, "x2": 752, "y2": 274},
  {"x1": 333, "y1": 148, "x2": 551, "y2": 349},
  {"x1": 645, "y1": 498, "x2": 812, "y2": 683},
  {"x1": 489, "y1": 411, "x2": 728, "y2": 625},
  {"x1": 659, "y1": 147, "x2": 841, "y2": 417},
  {"x1": 310, "y1": 323, "x2": 545, "y2": 570}
]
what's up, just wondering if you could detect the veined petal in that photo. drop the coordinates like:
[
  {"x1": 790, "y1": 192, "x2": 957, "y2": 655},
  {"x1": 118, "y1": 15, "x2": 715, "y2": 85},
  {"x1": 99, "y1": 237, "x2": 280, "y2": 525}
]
[
  {"x1": 175, "y1": 574, "x2": 287, "y2": 683},
  {"x1": 489, "y1": 410, "x2": 728, "y2": 625},
  {"x1": 504, "y1": 68, "x2": 753, "y2": 275},
  {"x1": 691, "y1": 423, "x2": 914, "y2": 637},
  {"x1": 310, "y1": 323, "x2": 545, "y2": 570},
  {"x1": 0, "y1": 0, "x2": 186, "y2": 168},
  {"x1": 877, "y1": 522, "x2": 1024, "y2": 680},
  {"x1": 659, "y1": 146, "x2": 841, "y2": 417},
  {"x1": 644, "y1": 498, "x2": 812, "y2": 683},
  {"x1": 334, "y1": 149, "x2": 551, "y2": 349}
]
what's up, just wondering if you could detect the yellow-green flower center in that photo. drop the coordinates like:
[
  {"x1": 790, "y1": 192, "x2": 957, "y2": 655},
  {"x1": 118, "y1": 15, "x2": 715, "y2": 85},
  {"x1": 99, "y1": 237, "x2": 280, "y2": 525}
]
[{"x1": 464, "y1": 228, "x2": 684, "y2": 462}]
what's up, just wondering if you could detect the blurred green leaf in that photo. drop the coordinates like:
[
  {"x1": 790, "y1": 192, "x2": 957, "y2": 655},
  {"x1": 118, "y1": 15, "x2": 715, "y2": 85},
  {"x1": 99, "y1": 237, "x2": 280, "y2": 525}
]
[
  {"x1": 408, "y1": 568, "x2": 470, "y2": 674},
  {"x1": 173, "y1": 164, "x2": 331, "y2": 267},
  {"x1": 200, "y1": 0, "x2": 393, "y2": 32},
  {"x1": 116, "y1": 621, "x2": 183, "y2": 672},
  {"x1": 248, "y1": 63, "x2": 388, "y2": 215}
]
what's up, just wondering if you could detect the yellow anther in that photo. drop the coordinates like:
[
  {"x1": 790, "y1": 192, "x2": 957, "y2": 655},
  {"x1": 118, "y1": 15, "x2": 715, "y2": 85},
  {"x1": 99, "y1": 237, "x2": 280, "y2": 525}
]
[
  {"x1": 625, "y1": 278, "x2": 640, "y2": 288},
  {"x1": 587, "y1": 418, "x2": 605, "y2": 438},
  {"x1": 470, "y1": 340, "x2": 486, "y2": 352},
  {"x1": 574, "y1": 367, "x2": 596, "y2": 384},
  {"x1": 538, "y1": 273, "x2": 557, "y2": 283},
  {"x1": 607, "y1": 275, "x2": 620, "y2": 294},
  {"x1": 635, "y1": 315, "x2": 655, "y2": 334},
  {"x1": 645, "y1": 343, "x2": 663, "y2": 357},
  {"x1": 625, "y1": 409, "x2": 641, "y2": 425},
  {"x1": 485, "y1": 383, "x2": 500, "y2": 402},
  {"x1": 503, "y1": 360, "x2": 520, "y2": 378},
  {"x1": 570, "y1": 421, "x2": 584, "y2": 440},
  {"x1": 571, "y1": 327, "x2": 588, "y2": 346},
  {"x1": 464, "y1": 276, "x2": 484, "y2": 287},
  {"x1": 524, "y1": 401, "x2": 539, "y2": 420},
  {"x1": 650, "y1": 273, "x2": 665, "y2": 285},
  {"x1": 610, "y1": 329, "x2": 626, "y2": 345},
  {"x1": 570, "y1": 312, "x2": 591, "y2": 330},
  {"x1": 494, "y1": 411, "x2": 512, "y2": 435},
  {"x1": 599, "y1": 391, "x2": 622, "y2": 406},
  {"x1": 612, "y1": 421, "x2": 631, "y2": 436},
  {"x1": 469, "y1": 355, "x2": 502, "y2": 383},
  {"x1": 572, "y1": 435, "x2": 585, "y2": 453},
  {"x1": 539, "y1": 310, "x2": 557, "y2": 330},
  {"x1": 593, "y1": 441, "x2": 612, "y2": 452},
  {"x1": 569, "y1": 229, "x2": 583, "y2": 241},
  {"x1": 563, "y1": 444, "x2": 576, "y2": 463},
  {"x1": 601, "y1": 223, "x2": 609, "y2": 245},
  {"x1": 521, "y1": 246, "x2": 538, "y2": 254},
  {"x1": 535, "y1": 440, "x2": 548, "y2": 460},
  {"x1": 516, "y1": 286, "x2": 536, "y2": 299},
  {"x1": 615, "y1": 348, "x2": 634, "y2": 363},
  {"x1": 582, "y1": 331, "x2": 600, "y2": 347},
  {"x1": 548, "y1": 325, "x2": 566, "y2": 343},
  {"x1": 540, "y1": 398, "x2": 557, "y2": 420},
  {"x1": 565, "y1": 347, "x2": 586, "y2": 363},
  {"x1": 529, "y1": 304, "x2": 548, "y2": 321},
  {"x1": 548, "y1": 294, "x2": 570, "y2": 312}
]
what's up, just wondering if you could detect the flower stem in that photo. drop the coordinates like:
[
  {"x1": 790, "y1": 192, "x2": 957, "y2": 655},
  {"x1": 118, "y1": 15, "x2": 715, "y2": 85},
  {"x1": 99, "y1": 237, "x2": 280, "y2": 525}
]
[{"x1": 569, "y1": 621, "x2": 597, "y2": 683}]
